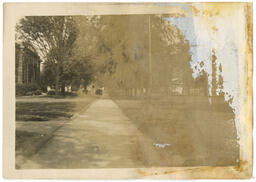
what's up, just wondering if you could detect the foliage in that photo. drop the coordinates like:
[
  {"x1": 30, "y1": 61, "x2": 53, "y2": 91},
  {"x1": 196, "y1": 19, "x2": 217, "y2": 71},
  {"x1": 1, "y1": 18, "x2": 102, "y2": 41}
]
[
  {"x1": 16, "y1": 16, "x2": 78, "y2": 95},
  {"x1": 16, "y1": 83, "x2": 41, "y2": 96},
  {"x1": 47, "y1": 90, "x2": 56, "y2": 95},
  {"x1": 34, "y1": 90, "x2": 42, "y2": 95},
  {"x1": 95, "y1": 89, "x2": 103, "y2": 95},
  {"x1": 40, "y1": 61, "x2": 56, "y2": 88},
  {"x1": 61, "y1": 56, "x2": 94, "y2": 88},
  {"x1": 74, "y1": 15, "x2": 192, "y2": 96},
  {"x1": 16, "y1": 15, "x2": 193, "y2": 97}
]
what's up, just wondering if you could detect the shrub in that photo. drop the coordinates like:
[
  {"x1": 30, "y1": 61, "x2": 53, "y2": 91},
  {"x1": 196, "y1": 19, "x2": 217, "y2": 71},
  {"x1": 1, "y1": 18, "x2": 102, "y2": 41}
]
[
  {"x1": 33, "y1": 89, "x2": 42, "y2": 95},
  {"x1": 47, "y1": 90, "x2": 56, "y2": 95},
  {"x1": 16, "y1": 83, "x2": 40, "y2": 96},
  {"x1": 64, "y1": 92, "x2": 77, "y2": 96},
  {"x1": 95, "y1": 89, "x2": 103, "y2": 95},
  {"x1": 40, "y1": 85, "x2": 47, "y2": 93},
  {"x1": 25, "y1": 91, "x2": 33, "y2": 96}
]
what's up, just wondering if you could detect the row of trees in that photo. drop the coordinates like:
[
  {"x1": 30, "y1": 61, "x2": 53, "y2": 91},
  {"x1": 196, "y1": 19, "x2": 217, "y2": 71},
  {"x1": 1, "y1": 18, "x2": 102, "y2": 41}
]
[
  {"x1": 16, "y1": 15, "x2": 198, "y2": 96},
  {"x1": 74, "y1": 15, "x2": 194, "y2": 97}
]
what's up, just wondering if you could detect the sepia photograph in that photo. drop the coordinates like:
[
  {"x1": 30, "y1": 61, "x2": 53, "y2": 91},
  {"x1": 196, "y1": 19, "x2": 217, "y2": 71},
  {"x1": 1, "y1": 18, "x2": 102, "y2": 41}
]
[{"x1": 3, "y1": 2, "x2": 253, "y2": 179}]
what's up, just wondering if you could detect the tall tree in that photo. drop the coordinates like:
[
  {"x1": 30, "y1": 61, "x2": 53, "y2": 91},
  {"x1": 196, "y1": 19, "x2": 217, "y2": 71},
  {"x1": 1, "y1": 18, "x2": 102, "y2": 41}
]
[
  {"x1": 16, "y1": 16, "x2": 77, "y2": 95},
  {"x1": 73, "y1": 15, "x2": 192, "y2": 97},
  {"x1": 97, "y1": 15, "x2": 191, "y2": 95}
]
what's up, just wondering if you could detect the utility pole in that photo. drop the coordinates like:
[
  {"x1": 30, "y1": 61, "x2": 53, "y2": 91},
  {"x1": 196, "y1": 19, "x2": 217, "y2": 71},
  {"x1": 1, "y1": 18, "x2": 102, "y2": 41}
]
[{"x1": 148, "y1": 15, "x2": 152, "y2": 93}]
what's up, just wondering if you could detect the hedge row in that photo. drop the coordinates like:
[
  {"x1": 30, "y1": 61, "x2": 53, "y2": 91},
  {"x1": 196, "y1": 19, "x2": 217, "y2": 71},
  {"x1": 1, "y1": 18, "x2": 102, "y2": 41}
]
[{"x1": 16, "y1": 83, "x2": 42, "y2": 96}]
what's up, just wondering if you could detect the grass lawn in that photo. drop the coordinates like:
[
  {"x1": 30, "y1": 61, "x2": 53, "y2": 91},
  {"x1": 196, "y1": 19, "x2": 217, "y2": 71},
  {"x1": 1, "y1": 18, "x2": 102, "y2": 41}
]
[
  {"x1": 16, "y1": 96, "x2": 95, "y2": 121},
  {"x1": 15, "y1": 96, "x2": 95, "y2": 168},
  {"x1": 114, "y1": 96, "x2": 239, "y2": 166}
]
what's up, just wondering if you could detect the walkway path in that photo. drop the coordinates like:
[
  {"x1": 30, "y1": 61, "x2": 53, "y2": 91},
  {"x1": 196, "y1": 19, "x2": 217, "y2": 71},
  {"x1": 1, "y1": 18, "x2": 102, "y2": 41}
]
[{"x1": 20, "y1": 99, "x2": 145, "y2": 168}]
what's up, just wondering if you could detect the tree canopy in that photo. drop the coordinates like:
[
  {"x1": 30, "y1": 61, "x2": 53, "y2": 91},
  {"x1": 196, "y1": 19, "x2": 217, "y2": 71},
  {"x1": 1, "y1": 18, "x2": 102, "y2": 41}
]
[
  {"x1": 16, "y1": 15, "x2": 193, "y2": 96},
  {"x1": 16, "y1": 16, "x2": 78, "y2": 94},
  {"x1": 74, "y1": 15, "x2": 192, "y2": 96}
]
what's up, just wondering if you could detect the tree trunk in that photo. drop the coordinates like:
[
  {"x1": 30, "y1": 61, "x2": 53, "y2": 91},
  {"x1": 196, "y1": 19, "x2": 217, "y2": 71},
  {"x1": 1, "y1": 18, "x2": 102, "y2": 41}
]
[
  {"x1": 61, "y1": 82, "x2": 65, "y2": 96},
  {"x1": 55, "y1": 64, "x2": 60, "y2": 96}
]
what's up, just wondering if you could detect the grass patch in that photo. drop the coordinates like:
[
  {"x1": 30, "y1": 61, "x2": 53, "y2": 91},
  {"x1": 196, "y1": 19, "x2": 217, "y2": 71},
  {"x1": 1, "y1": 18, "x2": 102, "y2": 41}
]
[
  {"x1": 16, "y1": 97, "x2": 94, "y2": 121},
  {"x1": 16, "y1": 102, "x2": 74, "y2": 121},
  {"x1": 15, "y1": 96, "x2": 95, "y2": 168},
  {"x1": 114, "y1": 96, "x2": 239, "y2": 166}
]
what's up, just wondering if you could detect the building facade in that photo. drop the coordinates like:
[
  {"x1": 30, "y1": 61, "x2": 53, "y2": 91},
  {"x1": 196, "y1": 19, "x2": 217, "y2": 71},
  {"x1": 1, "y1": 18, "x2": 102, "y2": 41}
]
[{"x1": 15, "y1": 43, "x2": 41, "y2": 85}]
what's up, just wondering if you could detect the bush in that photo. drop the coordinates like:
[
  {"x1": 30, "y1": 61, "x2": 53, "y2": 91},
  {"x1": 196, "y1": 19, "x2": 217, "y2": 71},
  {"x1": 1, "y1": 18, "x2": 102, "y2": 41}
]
[
  {"x1": 64, "y1": 92, "x2": 77, "y2": 96},
  {"x1": 40, "y1": 86, "x2": 47, "y2": 93},
  {"x1": 47, "y1": 90, "x2": 56, "y2": 95},
  {"x1": 33, "y1": 89, "x2": 42, "y2": 95},
  {"x1": 16, "y1": 83, "x2": 40, "y2": 96},
  {"x1": 25, "y1": 91, "x2": 34, "y2": 96},
  {"x1": 95, "y1": 89, "x2": 103, "y2": 95}
]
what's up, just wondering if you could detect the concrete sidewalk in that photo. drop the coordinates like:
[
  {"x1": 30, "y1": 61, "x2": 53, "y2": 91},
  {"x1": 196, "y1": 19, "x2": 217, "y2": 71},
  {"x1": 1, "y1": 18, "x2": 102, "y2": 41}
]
[{"x1": 18, "y1": 99, "x2": 146, "y2": 169}]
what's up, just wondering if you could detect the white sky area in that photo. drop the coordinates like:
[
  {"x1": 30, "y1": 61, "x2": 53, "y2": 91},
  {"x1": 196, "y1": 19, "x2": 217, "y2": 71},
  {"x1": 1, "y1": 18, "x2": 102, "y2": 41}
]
[{"x1": 165, "y1": 4, "x2": 246, "y2": 137}]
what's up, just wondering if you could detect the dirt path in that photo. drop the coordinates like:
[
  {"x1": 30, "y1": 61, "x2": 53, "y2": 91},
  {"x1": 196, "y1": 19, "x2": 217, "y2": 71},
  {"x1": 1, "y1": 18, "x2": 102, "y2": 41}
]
[{"x1": 19, "y1": 99, "x2": 147, "y2": 169}]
